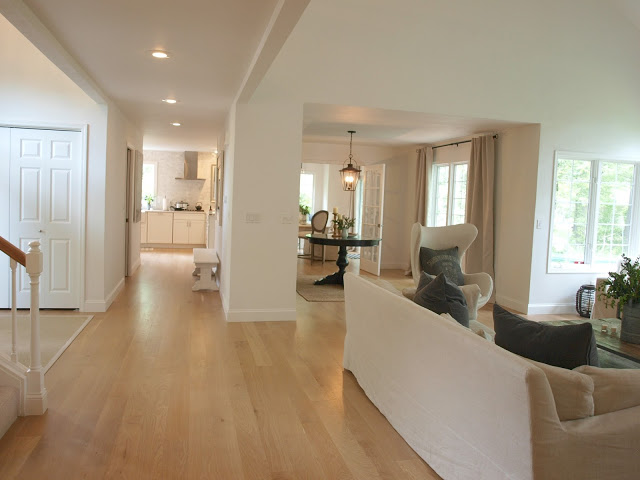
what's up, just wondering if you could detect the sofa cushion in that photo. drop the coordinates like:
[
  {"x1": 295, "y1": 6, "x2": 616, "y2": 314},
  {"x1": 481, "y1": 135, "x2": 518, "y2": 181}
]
[
  {"x1": 413, "y1": 273, "x2": 469, "y2": 327},
  {"x1": 493, "y1": 304, "x2": 600, "y2": 369},
  {"x1": 419, "y1": 246, "x2": 465, "y2": 286},
  {"x1": 574, "y1": 365, "x2": 640, "y2": 415},
  {"x1": 524, "y1": 359, "x2": 594, "y2": 421}
]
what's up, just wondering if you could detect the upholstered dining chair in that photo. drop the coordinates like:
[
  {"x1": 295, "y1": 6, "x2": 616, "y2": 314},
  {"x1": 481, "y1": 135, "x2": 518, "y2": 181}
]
[
  {"x1": 298, "y1": 210, "x2": 329, "y2": 263},
  {"x1": 408, "y1": 222, "x2": 493, "y2": 319}
]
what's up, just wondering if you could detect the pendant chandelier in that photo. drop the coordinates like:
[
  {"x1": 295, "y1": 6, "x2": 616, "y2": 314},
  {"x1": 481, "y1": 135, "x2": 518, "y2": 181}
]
[{"x1": 339, "y1": 130, "x2": 362, "y2": 191}]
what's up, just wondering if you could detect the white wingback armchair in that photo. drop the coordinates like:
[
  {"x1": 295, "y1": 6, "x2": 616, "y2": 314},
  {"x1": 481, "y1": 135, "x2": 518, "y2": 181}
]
[{"x1": 410, "y1": 222, "x2": 493, "y2": 317}]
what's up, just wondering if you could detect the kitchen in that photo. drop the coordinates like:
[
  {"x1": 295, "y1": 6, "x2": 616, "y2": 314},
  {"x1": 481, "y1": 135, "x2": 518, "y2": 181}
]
[{"x1": 140, "y1": 150, "x2": 218, "y2": 249}]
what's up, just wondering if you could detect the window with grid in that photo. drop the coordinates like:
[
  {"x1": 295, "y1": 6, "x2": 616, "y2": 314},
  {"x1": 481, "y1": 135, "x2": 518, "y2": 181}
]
[
  {"x1": 549, "y1": 152, "x2": 639, "y2": 272},
  {"x1": 430, "y1": 162, "x2": 468, "y2": 227}
]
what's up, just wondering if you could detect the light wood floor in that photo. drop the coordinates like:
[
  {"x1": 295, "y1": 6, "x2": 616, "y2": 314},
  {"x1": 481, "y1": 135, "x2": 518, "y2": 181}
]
[{"x1": 0, "y1": 250, "x2": 444, "y2": 479}]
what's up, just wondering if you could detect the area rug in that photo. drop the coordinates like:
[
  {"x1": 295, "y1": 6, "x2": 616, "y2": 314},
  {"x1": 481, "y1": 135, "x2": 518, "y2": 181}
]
[
  {"x1": 296, "y1": 275, "x2": 345, "y2": 302},
  {"x1": 0, "y1": 313, "x2": 93, "y2": 372}
]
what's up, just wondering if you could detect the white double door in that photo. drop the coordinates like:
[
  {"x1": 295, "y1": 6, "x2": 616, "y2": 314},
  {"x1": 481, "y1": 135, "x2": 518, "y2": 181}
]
[{"x1": 4, "y1": 127, "x2": 82, "y2": 309}]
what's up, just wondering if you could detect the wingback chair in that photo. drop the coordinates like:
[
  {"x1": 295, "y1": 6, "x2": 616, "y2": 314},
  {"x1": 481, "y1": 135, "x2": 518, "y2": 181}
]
[{"x1": 409, "y1": 222, "x2": 493, "y2": 319}]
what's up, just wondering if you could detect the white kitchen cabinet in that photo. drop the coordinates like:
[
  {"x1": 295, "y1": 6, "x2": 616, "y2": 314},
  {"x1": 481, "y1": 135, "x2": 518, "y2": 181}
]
[
  {"x1": 173, "y1": 212, "x2": 205, "y2": 245},
  {"x1": 140, "y1": 211, "x2": 148, "y2": 243},
  {"x1": 146, "y1": 212, "x2": 173, "y2": 244}
]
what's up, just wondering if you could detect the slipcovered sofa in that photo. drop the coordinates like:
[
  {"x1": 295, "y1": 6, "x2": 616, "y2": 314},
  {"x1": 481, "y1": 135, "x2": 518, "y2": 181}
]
[{"x1": 343, "y1": 273, "x2": 640, "y2": 480}]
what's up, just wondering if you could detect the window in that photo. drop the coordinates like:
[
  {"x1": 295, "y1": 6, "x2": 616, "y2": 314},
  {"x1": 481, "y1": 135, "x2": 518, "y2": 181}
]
[
  {"x1": 429, "y1": 162, "x2": 468, "y2": 226},
  {"x1": 299, "y1": 172, "x2": 314, "y2": 214},
  {"x1": 141, "y1": 162, "x2": 157, "y2": 209},
  {"x1": 549, "y1": 152, "x2": 640, "y2": 272}
]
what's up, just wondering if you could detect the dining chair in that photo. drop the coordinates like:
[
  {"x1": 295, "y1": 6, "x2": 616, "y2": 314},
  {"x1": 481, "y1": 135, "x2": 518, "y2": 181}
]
[{"x1": 298, "y1": 210, "x2": 329, "y2": 263}]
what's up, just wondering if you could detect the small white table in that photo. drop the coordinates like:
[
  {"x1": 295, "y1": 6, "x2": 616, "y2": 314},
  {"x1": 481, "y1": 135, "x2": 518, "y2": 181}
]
[{"x1": 192, "y1": 248, "x2": 219, "y2": 291}]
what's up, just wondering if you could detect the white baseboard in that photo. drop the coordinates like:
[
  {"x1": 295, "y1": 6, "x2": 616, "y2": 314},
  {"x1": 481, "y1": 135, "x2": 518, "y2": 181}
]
[
  {"x1": 82, "y1": 277, "x2": 125, "y2": 313},
  {"x1": 526, "y1": 303, "x2": 576, "y2": 315},
  {"x1": 225, "y1": 308, "x2": 296, "y2": 323},
  {"x1": 381, "y1": 263, "x2": 410, "y2": 271},
  {"x1": 495, "y1": 294, "x2": 529, "y2": 314},
  {"x1": 129, "y1": 258, "x2": 141, "y2": 275}
]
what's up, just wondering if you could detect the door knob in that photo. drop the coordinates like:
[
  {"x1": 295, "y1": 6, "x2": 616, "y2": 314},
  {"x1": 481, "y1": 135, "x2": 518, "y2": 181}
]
[{"x1": 39, "y1": 229, "x2": 46, "y2": 233}]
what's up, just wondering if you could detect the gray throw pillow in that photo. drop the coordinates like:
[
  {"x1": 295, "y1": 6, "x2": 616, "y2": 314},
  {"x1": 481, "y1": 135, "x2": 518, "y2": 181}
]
[
  {"x1": 493, "y1": 304, "x2": 599, "y2": 369},
  {"x1": 413, "y1": 273, "x2": 469, "y2": 327},
  {"x1": 419, "y1": 246, "x2": 465, "y2": 286}
]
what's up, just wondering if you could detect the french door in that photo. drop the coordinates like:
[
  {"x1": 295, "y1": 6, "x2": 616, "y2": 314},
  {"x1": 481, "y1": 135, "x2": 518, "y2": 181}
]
[
  {"x1": 8, "y1": 128, "x2": 82, "y2": 309},
  {"x1": 359, "y1": 164, "x2": 385, "y2": 276}
]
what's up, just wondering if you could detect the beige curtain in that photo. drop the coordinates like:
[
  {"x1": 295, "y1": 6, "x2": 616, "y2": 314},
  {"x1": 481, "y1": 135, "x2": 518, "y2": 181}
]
[
  {"x1": 414, "y1": 146, "x2": 433, "y2": 225},
  {"x1": 405, "y1": 147, "x2": 433, "y2": 275},
  {"x1": 465, "y1": 135, "x2": 495, "y2": 279}
]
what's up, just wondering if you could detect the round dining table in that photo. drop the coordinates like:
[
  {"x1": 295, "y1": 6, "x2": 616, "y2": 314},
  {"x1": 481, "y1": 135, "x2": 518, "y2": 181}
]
[{"x1": 306, "y1": 233, "x2": 381, "y2": 286}]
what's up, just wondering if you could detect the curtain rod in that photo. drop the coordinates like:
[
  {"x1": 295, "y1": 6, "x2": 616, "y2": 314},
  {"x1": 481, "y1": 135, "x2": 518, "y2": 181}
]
[{"x1": 416, "y1": 134, "x2": 498, "y2": 153}]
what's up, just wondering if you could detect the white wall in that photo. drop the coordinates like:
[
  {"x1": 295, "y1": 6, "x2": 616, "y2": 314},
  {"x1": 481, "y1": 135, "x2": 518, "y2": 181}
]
[
  {"x1": 240, "y1": 0, "x2": 640, "y2": 314},
  {"x1": 494, "y1": 125, "x2": 541, "y2": 312},
  {"x1": 142, "y1": 150, "x2": 217, "y2": 209},
  {"x1": 0, "y1": 14, "x2": 142, "y2": 311}
]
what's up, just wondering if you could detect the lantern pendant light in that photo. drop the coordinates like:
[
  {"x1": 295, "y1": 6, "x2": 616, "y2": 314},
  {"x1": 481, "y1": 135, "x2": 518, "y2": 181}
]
[{"x1": 340, "y1": 130, "x2": 362, "y2": 191}]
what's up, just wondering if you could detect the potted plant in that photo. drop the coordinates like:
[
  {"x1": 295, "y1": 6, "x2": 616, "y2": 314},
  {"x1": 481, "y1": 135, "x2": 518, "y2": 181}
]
[
  {"x1": 299, "y1": 202, "x2": 311, "y2": 224},
  {"x1": 598, "y1": 254, "x2": 640, "y2": 344},
  {"x1": 332, "y1": 215, "x2": 356, "y2": 238},
  {"x1": 144, "y1": 194, "x2": 154, "y2": 210}
]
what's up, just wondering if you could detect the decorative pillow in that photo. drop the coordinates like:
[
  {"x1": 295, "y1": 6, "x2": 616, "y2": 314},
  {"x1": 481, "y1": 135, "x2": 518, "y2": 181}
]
[
  {"x1": 419, "y1": 246, "x2": 465, "y2": 286},
  {"x1": 493, "y1": 304, "x2": 599, "y2": 369},
  {"x1": 574, "y1": 365, "x2": 640, "y2": 415},
  {"x1": 413, "y1": 273, "x2": 469, "y2": 327},
  {"x1": 524, "y1": 358, "x2": 595, "y2": 421}
]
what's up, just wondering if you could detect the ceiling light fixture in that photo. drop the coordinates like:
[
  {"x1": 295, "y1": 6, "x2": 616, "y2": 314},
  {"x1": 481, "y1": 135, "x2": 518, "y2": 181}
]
[
  {"x1": 151, "y1": 50, "x2": 170, "y2": 59},
  {"x1": 339, "y1": 130, "x2": 362, "y2": 192},
  {"x1": 171, "y1": 122, "x2": 181, "y2": 127},
  {"x1": 162, "y1": 98, "x2": 177, "y2": 104}
]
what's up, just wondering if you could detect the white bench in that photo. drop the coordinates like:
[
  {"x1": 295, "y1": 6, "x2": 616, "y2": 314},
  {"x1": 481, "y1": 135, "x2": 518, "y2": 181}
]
[{"x1": 192, "y1": 248, "x2": 219, "y2": 291}]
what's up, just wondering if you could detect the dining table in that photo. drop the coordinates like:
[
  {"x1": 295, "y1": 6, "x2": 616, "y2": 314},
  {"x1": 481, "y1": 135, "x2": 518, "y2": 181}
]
[{"x1": 306, "y1": 233, "x2": 381, "y2": 286}]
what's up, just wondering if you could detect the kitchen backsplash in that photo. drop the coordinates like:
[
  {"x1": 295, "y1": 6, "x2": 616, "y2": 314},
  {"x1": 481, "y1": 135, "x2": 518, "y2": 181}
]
[{"x1": 143, "y1": 150, "x2": 217, "y2": 209}]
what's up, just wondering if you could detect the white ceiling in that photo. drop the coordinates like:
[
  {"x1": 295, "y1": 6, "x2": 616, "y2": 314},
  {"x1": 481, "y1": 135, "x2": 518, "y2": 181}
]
[
  {"x1": 21, "y1": 0, "x2": 279, "y2": 152},
  {"x1": 6, "y1": 1, "x2": 638, "y2": 152},
  {"x1": 303, "y1": 104, "x2": 528, "y2": 147}
]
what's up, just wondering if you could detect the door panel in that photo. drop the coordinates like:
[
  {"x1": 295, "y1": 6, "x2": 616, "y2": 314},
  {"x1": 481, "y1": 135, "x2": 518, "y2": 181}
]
[
  {"x1": 50, "y1": 169, "x2": 71, "y2": 222},
  {"x1": 359, "y1": 164, "x2": 385, "y2": 276},
  {"x1": 10, "y1": 128, "x2": 82, "y2": 308}
]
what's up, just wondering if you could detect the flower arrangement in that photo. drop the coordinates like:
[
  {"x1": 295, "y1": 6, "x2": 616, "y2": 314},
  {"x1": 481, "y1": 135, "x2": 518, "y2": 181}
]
[
  {"x1": 332, "y1": 215, "x2": 355, "y2": 231},
  {"x1": 598, "y1": 254, "x2": 640, "y2": 311}
]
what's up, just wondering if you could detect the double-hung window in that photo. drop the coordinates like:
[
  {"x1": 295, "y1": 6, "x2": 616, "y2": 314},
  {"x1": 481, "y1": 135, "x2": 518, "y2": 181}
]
[
  {"x1": 141, "y1": 161, "x2": 157, "y2": 209},
  {"x1": 549, "y1": 152, "x2": 640, "y2": 272},
  {"x1": 429, "y1": 162, "x2": 468, "y2": 226}
]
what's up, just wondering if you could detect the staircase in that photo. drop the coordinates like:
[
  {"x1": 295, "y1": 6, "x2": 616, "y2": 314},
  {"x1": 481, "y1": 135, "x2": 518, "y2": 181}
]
[{"x1": 0, "y1": 236, "x2": 47, "y2": 439}]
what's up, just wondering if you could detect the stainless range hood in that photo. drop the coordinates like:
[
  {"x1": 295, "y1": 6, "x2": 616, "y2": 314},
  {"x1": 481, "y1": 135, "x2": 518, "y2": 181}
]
[{"x1": 175, "y1": 151, "x2": 206, "y2": 180}]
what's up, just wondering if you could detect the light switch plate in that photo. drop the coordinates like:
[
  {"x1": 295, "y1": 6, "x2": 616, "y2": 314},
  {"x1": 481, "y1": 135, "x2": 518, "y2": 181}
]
[
  {"x1": 281, "y1": 214, "x2": 295, "y2": 224},
  {"x1": 246, "y1": 212, "x2": 261, "y2": 223}
]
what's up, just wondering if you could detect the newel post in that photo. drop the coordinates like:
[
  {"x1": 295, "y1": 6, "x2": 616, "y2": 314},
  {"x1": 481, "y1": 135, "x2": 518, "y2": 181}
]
[{"x1": 25, "y1": 241, "x2": 47, "y2": 415}]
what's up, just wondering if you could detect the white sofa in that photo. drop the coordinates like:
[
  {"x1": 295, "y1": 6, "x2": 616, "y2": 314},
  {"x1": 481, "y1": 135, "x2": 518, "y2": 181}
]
[{"x1": 343, "y1": 273, "x2": 640, "y2": 480}]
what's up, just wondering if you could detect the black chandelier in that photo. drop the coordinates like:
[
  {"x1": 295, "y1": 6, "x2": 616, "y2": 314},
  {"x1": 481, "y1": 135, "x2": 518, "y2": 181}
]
[{"x1": 339, "y1": 130, "x2": 362, "y2": 191}]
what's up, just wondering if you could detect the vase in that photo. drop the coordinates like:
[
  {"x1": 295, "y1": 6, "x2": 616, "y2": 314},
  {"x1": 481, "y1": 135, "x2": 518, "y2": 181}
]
[
  {"x1": 341, "y1": 229, "x2": 349, "y2": 239},
  {"x1": 621, "y1": 301, "x2": 640, "y2": 344}
]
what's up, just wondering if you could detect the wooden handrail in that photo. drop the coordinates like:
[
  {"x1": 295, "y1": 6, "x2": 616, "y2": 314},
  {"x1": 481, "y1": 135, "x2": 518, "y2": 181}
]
[{"x1": 0, "y1": 236, "x2": 26, "y2": 266}]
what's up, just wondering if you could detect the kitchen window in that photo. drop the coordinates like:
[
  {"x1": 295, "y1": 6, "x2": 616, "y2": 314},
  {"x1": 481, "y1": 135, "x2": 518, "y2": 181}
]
[
  {"x1": 549, "y1": 151, "x2": 640, "y2": 272},
  {"x1": 429, "y1": 162, "x2": 468, "y2": 227},
  {"x1": 141, "y1": 161, "x2": 157, "y2": 208}
]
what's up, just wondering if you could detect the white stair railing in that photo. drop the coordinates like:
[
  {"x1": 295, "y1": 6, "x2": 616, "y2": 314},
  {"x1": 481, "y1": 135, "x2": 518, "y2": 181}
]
[{"x1": 0, "y1": 236, "x2": 47, "y2": 415}]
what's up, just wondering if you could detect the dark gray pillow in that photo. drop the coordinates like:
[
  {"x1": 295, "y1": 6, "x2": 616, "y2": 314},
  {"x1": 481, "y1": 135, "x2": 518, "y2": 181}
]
[
  {"x1": 493, "y1": 304, "x2": 599, "y2": 369},
  {"x1": 413, "y1": 273, "x2": 469, "y2": 327},
  {"x1": 419, "y1": 246, "x2": 465, "y2": 286}
]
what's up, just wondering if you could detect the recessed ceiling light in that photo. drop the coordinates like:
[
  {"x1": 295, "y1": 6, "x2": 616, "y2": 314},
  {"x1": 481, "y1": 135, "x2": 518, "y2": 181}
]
[
  {"x1": 151, "y1": 50, "x2": 170, "y2": 59},
  {"x1": 171, "y1": 122, "x2": 181, "y2": 126},
  {"x1": 162, "y1": 99, "x2": 178, "y2": 104}
]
